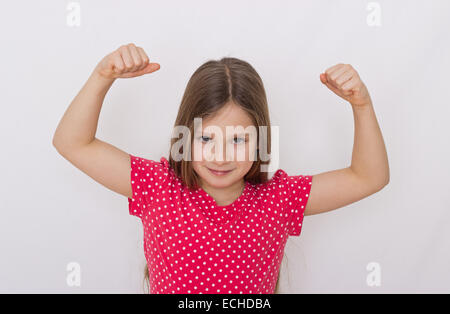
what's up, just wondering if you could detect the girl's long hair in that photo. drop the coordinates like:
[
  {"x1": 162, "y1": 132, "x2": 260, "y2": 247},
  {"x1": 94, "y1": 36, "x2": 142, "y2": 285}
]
[{"x1": 143, "y1": 56, "x2": 287, "y2": 294}]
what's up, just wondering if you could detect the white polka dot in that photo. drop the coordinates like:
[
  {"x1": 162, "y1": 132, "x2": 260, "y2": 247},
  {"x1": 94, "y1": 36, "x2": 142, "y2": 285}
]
[{"x1": 127, "y1": 155, "x2": 312, "y2": 294}]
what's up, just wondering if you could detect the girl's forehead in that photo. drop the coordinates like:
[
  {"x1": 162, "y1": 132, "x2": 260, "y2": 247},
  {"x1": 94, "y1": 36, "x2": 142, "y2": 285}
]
[
  {"x1": 201, "y1": 109, "x2": 254, "y2": 127},
  {"x1": 194, "y1": 125, "x2": 257, "y2": 139},
  {"x1": 197, "y1": 117, "x2": 255, "y2": 130}
]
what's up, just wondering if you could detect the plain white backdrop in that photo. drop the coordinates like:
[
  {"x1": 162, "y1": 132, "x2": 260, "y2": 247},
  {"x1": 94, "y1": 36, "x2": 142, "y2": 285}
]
[{"x1": 1, "y1": 0, "x2": 449, "y2": 293}]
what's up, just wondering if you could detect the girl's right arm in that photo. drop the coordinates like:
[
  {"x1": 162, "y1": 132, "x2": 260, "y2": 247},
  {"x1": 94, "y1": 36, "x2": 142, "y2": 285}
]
[{"x1": 52, "y1": 43, "x2": 161, "y2": 199}]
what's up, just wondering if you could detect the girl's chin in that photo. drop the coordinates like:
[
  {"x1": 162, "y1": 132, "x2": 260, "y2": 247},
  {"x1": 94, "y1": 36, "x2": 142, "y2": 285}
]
[{"x1": 201, "y1": 170, "x2": 235, "y2": 185}]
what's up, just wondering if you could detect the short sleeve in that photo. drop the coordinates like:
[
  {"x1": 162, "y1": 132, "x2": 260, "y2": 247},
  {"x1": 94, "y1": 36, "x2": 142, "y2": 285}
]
[
  {"x1": 272, "y1": 169, "x2": 313, "y2": 237},
  {"x1": 127, "y1": 154, "x2": 172, "y2": 219}
]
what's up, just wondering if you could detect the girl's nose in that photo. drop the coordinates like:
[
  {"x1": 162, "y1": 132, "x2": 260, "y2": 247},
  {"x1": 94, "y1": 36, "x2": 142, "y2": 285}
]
[{"x1": 213, "y1": 142, "x2": 233, "y2": 163}]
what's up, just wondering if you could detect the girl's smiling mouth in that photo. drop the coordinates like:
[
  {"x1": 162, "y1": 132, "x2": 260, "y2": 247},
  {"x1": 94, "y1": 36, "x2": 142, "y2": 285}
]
[{"x1": 206, "y1": 167, "x2": 233, "y2": 176}]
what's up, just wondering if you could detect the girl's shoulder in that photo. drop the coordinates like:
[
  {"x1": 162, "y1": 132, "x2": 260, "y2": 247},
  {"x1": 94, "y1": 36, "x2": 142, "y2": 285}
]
[
  {"x1": 251, "y1": 168, "x2": 313, "y2": 236},
  {"x1": 255, "y1": 168, "x2": 310, "y2": 189},
  {"x1": 252, "y1": 168, "x2": 312, "y2": 203},
  {"x1": 128, "y1": 154, "x2": 179, "y2": 218},
  {"x1": 129, "y1": 154, "x2": 174, "y2": 183}
]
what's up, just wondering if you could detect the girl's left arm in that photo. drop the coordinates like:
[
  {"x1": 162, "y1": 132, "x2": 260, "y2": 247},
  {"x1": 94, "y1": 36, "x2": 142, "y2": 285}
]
[{"x1": 304, "y1": 63, "x2": 390, "y2": 216}]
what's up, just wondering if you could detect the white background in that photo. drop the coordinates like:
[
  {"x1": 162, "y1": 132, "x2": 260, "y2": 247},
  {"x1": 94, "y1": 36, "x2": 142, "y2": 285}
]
[{"x1": 1, "y1": 0, "x2": 449, "y2": 293}]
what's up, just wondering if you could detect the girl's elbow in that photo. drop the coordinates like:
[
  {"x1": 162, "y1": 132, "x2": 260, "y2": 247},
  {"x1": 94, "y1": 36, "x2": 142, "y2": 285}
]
[{"x1": 375, "y1": 177, "x2": 389, "y2": 192}]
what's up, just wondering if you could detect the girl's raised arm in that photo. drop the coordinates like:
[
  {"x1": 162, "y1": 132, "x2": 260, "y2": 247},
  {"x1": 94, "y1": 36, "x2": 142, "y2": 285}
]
[
  {"x1": 304, "y1": 64, "x2": 390, "y2": 216},
  {"x1": 52, "y1": 43, "x2": 161, "y2": 199}
]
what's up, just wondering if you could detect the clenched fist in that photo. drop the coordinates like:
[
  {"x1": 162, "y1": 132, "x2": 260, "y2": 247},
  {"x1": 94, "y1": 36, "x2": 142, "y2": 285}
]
[
  {"x1": 94, "y1": 43, "x2": 160, "y2": 79},
  {"x1": 320, "y1": 64, "x2": 371, "y2": 107}
]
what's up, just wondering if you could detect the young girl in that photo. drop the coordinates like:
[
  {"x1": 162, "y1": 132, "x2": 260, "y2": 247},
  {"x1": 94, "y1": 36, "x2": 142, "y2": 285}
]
[{"x1": 53, "y1": 43, "x2": 389, "y2": 294}]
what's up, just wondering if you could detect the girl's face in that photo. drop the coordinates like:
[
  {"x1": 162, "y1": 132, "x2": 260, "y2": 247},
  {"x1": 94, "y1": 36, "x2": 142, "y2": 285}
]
[{"x1": 191, "y1": 102, "x2": 257, "y2": 190}]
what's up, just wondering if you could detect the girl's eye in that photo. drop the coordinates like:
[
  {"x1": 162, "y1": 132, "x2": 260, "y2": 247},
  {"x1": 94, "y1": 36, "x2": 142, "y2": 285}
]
[
  {"x1": 233, "y1": 137, "x2": 246, "y2": 144},
  {"x1": 200, "y1": 136, "x2": 211, "y2": 143},
  {"x1": 198, "y1": 136, "x2": 246, "y2": 144}
]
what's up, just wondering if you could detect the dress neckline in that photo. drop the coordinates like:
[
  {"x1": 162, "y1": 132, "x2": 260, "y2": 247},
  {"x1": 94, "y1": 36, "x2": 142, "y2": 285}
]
[{"x1": 196, "y1": 180, "x2": 250, "y2": 209}]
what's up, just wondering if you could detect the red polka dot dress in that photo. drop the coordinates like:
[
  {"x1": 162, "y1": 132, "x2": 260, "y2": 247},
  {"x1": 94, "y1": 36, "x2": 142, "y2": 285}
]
[{"x1": 127, "y1": 154, "x2": 312, "y2": 294}]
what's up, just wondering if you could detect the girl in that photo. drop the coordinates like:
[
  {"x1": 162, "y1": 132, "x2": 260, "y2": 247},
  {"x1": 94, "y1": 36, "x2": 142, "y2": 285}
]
[{"x1": 52, "y1": 43, "x2": 390, "y2": 294}]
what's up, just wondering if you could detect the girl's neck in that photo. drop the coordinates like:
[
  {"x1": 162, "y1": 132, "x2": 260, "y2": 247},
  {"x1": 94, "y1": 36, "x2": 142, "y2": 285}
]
[{"x1": 200, "y1": 179, "x2": 246, "y2": 207}]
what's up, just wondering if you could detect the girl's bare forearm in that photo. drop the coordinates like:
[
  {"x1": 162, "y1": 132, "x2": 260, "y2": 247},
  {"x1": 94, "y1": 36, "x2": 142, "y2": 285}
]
[
  {"x1": 349, "y1": 101, "x2": 390, "y2": 187},
  {"x1": 52, "y1": 69, "x2": 115, "y2": 152},
  {"x1": 320, "y1": 64, "x2": 389, "y2": 188}
]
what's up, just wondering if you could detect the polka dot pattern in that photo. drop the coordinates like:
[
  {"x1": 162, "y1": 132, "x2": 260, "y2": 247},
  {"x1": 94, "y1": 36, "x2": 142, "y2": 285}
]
[{"x1": 127, "y1": 154, "x2": 312, "y2": 294}]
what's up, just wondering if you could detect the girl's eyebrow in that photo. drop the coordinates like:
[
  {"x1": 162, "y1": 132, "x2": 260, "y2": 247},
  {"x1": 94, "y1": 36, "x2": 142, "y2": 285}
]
[
  {"x1": 234, "y1": 133, "x2": 249, "y2": 137},
  {"x1": 197, "y1": 131, "x2": 248, "y2": 136},
  {"x1": 199, "y1": 131, "x2": 249, "y2": 137}
]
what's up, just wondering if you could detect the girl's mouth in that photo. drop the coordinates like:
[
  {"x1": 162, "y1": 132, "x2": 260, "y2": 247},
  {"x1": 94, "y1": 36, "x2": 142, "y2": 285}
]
[{"x1": 207, "y1": 167, "x2": 233, "y2": 176}]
